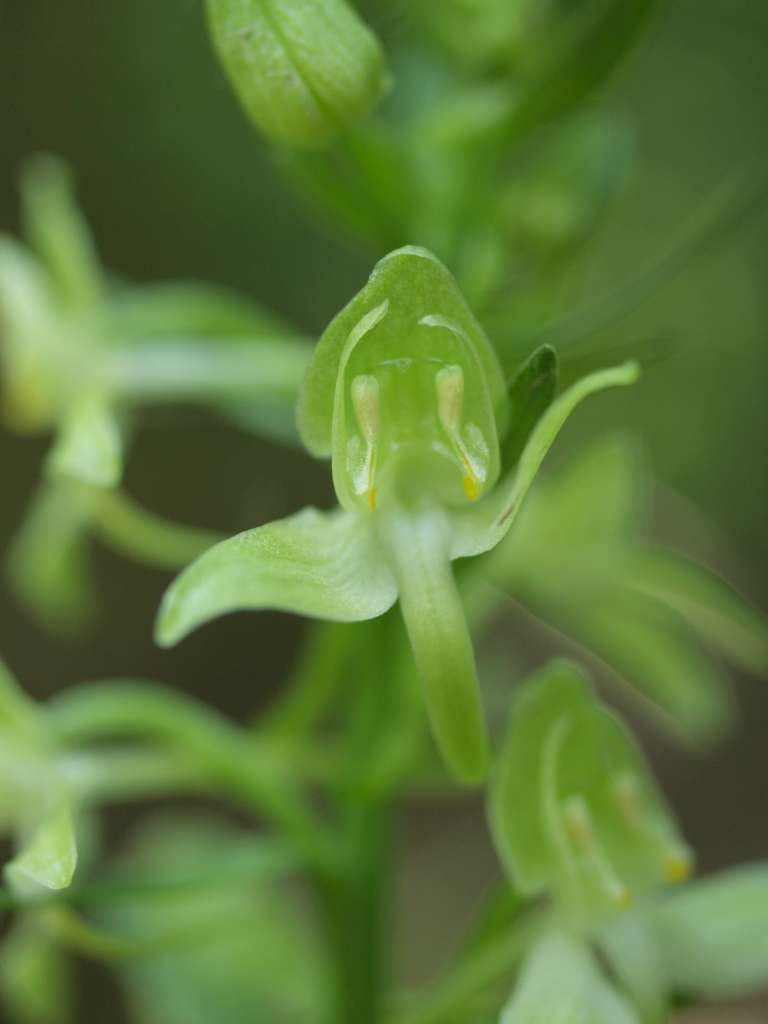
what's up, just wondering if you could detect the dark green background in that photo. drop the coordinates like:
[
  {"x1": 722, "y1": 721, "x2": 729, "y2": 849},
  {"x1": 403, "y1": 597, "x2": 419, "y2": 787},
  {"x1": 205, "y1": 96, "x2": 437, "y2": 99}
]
[{"x1": 1, "y1": 0, "x2": 766, "y2": 1017}]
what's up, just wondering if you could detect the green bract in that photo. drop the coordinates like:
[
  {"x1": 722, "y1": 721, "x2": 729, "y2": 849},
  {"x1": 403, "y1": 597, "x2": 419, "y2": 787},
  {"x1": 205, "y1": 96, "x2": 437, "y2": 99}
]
[
  {"x1": 157, "y1": 247, "x2": 638, "y2": 783},
  {"x1": 206, "y1": 0, "x2": 389, "y2": 147},
  {"x1": 489, "y1": 661, "x2": 691, "y2": 920}
]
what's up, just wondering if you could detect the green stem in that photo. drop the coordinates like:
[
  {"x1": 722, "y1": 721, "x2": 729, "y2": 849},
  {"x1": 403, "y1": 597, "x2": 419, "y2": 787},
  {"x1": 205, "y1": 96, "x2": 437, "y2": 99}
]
[
  {"x1": 93, "y1": 488, "x2": 223, "y2": 569},
  {"x1": 312, "y1": 614, "x2": 408, "y2": 1024},
  {"x1": 320, "y1": 798, "x2": 393, "y2": 1024},
  {"x1": 260, "y1": 621, "x2": 358, "y2": 737}
]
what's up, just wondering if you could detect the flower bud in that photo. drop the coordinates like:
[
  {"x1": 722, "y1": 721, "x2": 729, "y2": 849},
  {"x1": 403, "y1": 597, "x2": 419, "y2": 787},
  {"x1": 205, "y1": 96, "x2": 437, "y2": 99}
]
[{"x1": 206, "y1": 0, "x2": 389, "y2": 147}]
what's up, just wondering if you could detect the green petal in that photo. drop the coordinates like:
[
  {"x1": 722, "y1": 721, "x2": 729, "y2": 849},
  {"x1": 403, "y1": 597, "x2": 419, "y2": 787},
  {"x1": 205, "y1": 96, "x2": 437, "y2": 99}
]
[
  {"x1": 451, "y1": 361, "x2": 640, "y2": 558},
  {"x1": 0, "y1": 237, "x2": 58, "y2": 432},
  {"x1": 6, "y1": 801, "x2": 77, "y2": 893},
  {"x1": 46, "y1": 394, "x2": 123, "y2": 489},
  {"x1": 21, "y1": 155, "x2": 102, "y2": 311},
  {"x1": 652, "y1": 864, "x2": 768, "y2": 1000},
  {"x1": 6, "y1": 481, "x2": 96, "y2": 634},
  {"x1": 500, "y1": 931, "x2": 639, "y2": 1024},
  {"x1": 298, "y1": 246, "x2": 507, "y2": 457},
  {"x1": 382, "y1": 508, "x2": 489, "y2": 783},
  {"x1": 156, "y1": 507, "x2": 397, "y2": 647}
]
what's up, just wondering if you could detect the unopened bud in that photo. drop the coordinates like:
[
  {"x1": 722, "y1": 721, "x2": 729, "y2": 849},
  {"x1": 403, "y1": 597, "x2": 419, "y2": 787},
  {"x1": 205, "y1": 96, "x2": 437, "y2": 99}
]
[{"x1": 206, "y1": 0, "x2": 389, "y2": 147}]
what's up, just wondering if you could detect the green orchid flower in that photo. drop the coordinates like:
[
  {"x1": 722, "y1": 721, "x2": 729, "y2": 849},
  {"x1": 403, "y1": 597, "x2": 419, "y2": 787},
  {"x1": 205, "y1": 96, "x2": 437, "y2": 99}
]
[
  {"x1": 0, "y1": 155, "x2": 312, "y2": 631},
  {"x1": 489, "y1": 660, "x2": 691, "y2": 923},
  {"x1": 157, "y1": 246, "x2": 638, "y2": 783},
  {"x1": 0, "y1": 659, "x2": 77, "y2": 895}
]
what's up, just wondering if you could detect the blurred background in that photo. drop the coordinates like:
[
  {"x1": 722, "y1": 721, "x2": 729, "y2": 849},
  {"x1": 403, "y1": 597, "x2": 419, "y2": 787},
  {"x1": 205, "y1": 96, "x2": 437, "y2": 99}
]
[{"x1": 1, "y1": 0, "x2": 767, "y2": 1019}]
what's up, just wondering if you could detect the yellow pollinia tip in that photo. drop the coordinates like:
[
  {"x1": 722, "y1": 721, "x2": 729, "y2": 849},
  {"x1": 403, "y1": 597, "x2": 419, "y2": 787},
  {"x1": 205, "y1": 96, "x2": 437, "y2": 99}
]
[
  {"x1": 664, "y1": 850, "x2": 693, "y2": 884},
  {"x1": 613, "y1": 884, "x2": 634, "y2": 910}
]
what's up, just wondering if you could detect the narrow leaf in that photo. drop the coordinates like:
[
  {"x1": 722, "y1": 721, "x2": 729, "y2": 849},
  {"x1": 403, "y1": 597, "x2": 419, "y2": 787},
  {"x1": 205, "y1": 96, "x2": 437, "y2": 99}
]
[{"x1": 500, "y1": 345, "x2": 558, "y2": 472}]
